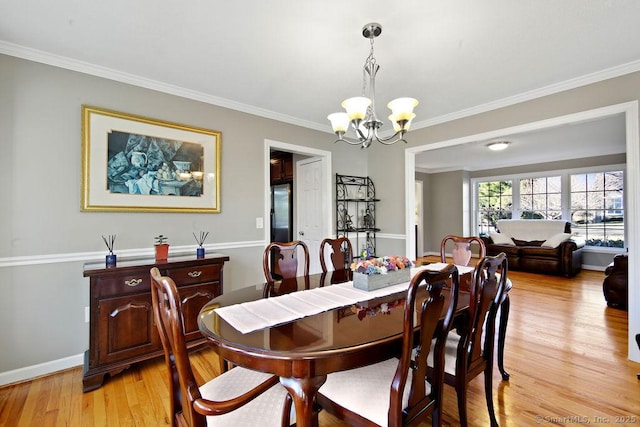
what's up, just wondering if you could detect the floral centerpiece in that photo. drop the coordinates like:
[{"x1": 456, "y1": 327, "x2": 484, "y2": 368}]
[{"x1": 351, "y1": 256, "x2": 414, "y2": 291}]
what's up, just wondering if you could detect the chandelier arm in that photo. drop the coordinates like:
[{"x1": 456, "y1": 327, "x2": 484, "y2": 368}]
[
  {"x1": 333, "y1": 136, "x2": 365, "y2": 145},
  {"x1": 372, "y1": 127, "x2": 408, "y2": 145}
]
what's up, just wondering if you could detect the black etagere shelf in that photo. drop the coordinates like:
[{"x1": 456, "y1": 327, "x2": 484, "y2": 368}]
[{"x1": 335, "y1": 173, "x2": 379, "y2": 259}]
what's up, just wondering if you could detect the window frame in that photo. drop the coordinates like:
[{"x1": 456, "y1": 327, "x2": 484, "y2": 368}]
[{"x1": 471, "y1": 164, "x2": 626, "y2": 252}]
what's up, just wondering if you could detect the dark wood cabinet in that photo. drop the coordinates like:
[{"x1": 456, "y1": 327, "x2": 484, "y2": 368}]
[
  {"x1": 82, "y1": 254, "x2": 229, "y2": 392},
  {"x1": 270, "y1": 151, "x2": 294, "y2": 183}
]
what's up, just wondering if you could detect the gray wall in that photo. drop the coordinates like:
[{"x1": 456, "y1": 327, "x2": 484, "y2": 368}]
[{"x1": 0, "y1": 54, "x2": 366, "y2": 375}]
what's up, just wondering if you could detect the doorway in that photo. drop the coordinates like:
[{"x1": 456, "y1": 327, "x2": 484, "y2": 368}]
[
  {"x1": 403, "y1": 101, "x2": 640, "y2": 362},
  {"x1": 264, "y1": 140, "x2": 332, "y2": 274}
]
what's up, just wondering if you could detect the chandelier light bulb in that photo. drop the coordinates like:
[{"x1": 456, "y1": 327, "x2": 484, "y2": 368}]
[
  {"x1": 387, "y1": 97, "x2": 419, "y2": 122},
  {"x1": 341, "y1": 97, "x2": 372, "y2": 121},
  {"x1": 327, "y1": 112, "x2": 350, "y2": 133}
]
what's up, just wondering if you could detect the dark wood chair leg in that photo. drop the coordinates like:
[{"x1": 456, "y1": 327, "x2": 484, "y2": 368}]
[
  {"x1": 456, "y1": 382, "x2": 469, "y2": 427},
  {"x1": 484, "y1": 366, "x2": 499, "y2": 427},
  {"x1": 636, "y1": 334, "x2": 640, "y2": 380},
  {"x1": 498, "y1": 294, "x2": 511, "y2": 381}
]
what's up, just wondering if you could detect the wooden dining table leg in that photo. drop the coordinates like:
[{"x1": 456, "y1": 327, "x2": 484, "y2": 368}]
[{"x1": 279, "y1": 375, "x2": 326, "y2": 427}]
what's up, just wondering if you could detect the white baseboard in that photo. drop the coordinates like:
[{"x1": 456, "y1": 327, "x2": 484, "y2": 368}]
[{"x1": 0, "y1": 353, "x2": 83, "y2": 387}]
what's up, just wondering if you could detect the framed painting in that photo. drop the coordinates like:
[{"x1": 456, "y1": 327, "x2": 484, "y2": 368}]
[{"x1": 81, "y1": 105, "x2": 221, "y2": 213}]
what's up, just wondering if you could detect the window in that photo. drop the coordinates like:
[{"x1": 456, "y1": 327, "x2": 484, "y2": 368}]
[
  {"x1": 519, "y1": 176, "x2": 562, "y2": 219},
  {"x1": 473, "y1": 167, "x2": 625, "y2": 248},
  {"x1": 570, "y1": 171, "x2": 624, "y2": 247},
  {"x1": 477, "y1": 180, "x2": 513, "y2": 235}
]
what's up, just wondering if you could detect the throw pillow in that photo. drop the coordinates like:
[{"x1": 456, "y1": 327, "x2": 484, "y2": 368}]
[
  {"x1": 541, "y1": 233, "x2": 572, "y2": 248},
  {"x1": 489, "y1": 232, "x2": 515, "y2": 246}
]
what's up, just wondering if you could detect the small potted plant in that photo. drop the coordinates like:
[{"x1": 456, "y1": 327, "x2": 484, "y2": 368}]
[
  {"x1": 102, "y1": 234, "x2": 117, "y2": 267},
  {"x1": 193, "y1": 231, "x2": 209, "y2": 258},
  {"x1": 154, "y1": 234, "x2": 169, "y2": 261}
]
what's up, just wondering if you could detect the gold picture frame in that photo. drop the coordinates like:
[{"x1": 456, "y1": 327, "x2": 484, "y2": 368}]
[{"x1": 81, "y1": 105, "x2": 221, "y2": 213}]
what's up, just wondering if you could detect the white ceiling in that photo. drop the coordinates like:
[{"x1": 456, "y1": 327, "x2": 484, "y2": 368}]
[{"x1": 1, "y1": 1, "x2": 639, "y2": 170}]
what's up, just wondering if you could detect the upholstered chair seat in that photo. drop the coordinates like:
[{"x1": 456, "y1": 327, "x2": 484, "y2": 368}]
[
  {"x1": 198, "y1": 367, "x2": 295, "y2": 426},
  {"x1": 317, "y1": 358, "x2": 418, "y2": 427}
]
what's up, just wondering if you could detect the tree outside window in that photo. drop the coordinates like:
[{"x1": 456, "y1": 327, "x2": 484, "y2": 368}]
[
  {"x1": 519, "y1": 176, "x2": 562, "y2": 219},
  {"x1": 477, "y1": 180, "x2": 513, "y2": 235},
  {"x1": 570, "y1": 171, "x2": 624, "y2": 247}
]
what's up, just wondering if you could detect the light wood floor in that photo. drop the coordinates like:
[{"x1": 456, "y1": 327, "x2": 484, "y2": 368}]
[{"x1": 1, "y1": 259, "x2": 639, "y2": 426}]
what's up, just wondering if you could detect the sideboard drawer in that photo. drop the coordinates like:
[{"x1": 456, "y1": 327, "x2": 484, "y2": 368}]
[
  {"x1": 165, "y1": 264, "x2": 221, "y2": 286},
  {"x1": 96, "y1": 274, "x2": 151, "y2": 297}
]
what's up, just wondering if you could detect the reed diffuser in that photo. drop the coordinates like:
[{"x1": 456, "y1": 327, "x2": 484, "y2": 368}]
[
  {"x1": 102, "y1": 234, "x2": 117, "y2": 267},
  {"x1": 193, "y1": 231, "x2": 209, "y2": 258}
]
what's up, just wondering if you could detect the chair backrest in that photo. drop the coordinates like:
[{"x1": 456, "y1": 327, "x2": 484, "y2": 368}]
[
  {"x1": 319, "y1": 237, "x2": 353, "y2": 272},
  {"x1": 263, "y1": 241, "x2": 310, "y2": 282},
  {"x1": 440, "y1": 235, "x2": 486, "y2": 266},
  {"x1": 150, "y1": 267, "x2": 205, "y2": 427},
  {"x1": 389, "y1": 264, "x2": 459, "y2": 426},
  {"x1": 461, "y1": 253, "x2": 508, "y2": 376},
  {"x1": 151, "y1": 268, "x2": 281, "y2": 427}
]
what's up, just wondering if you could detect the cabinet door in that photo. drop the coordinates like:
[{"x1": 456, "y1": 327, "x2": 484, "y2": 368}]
[
  {"x1": 97, "y1": 294, "x2": 160, "y2": 365},
  {"x1": 178, "y1": 282, "x2": 220, "y2": 341}
]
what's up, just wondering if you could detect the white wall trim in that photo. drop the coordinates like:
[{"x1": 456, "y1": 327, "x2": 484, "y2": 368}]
[
  {"x1": 411, "y1": 60, "x2": 640, "y2": 130},
  {"x1": 3, "y1": 40, "x2": 640, "y2": 137},
  {"x1": 0, "y1": 240, "x2": 264, "y2": 268},
  {"x1": 0, "y1": 353, "x2": 84, "y2": 387},
  {"x1": 377, "y1": 233, "x2": 406, "y2": 240},
  {"x1": 0, "y1": 41, "x2": 327, "y2": 133}
]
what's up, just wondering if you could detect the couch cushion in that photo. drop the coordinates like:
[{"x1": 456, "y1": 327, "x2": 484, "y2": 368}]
[
  {"x1": 487, "y1": 244, "x2": 520, "y2": 257},
  {"x1": 497, "y1": 219, "x2": 567, "y2": 242},
  {"x1": 489, "y1": 232, "x2": 515, "y2": 245},
  {"x1": 542, "y1": 232, "x2": 572, "y2": 248},
  {"x1": 512, "y1": 239, "x2": 544, "y2": 247},
  {"x1": 520, "y1": 246, "x2": 560, "y2": 258}
]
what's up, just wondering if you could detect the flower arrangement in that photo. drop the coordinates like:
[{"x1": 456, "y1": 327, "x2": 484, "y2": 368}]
[
  {"x1": 349, "y1": 298, "x2": 405, "y2": 320},
  {"x1": 350, "y1": 256, "x2": 413, "y2": 276}
]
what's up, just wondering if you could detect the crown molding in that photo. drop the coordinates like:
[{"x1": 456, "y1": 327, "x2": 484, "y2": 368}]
[
  {"x1": 0, "y1": 41, "x2": 327, "y2": 132},
  {"x1": 412, "y1": 59, "x2": 640, "y2": 130},
  {"x1": 2, "y1": 41, "x2": 639, "y2": 133}
]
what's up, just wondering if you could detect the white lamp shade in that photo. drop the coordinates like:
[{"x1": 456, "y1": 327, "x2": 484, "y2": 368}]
[
  {"x1": 390, "y1": 113, "x2": 416, "y2": 132},
  {"x1": 387, "y1": 97, "x2": 419, "y2": 121},
  {"x1": 341, "y1": 97, "x2": 371, "y2": 121},
  {"x1": 327, "y1": 113, "x2": 350, "y2": 133}
]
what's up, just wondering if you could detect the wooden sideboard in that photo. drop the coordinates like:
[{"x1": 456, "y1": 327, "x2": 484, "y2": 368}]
[{"x1": 82, "y1": 253, "x2": 229, "y2": 392}]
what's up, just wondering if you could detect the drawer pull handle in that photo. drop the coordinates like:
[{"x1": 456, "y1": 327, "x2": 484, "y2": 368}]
[
  {"x1": 188, "y1": 271, "x2": 202, "y2": 278},
  {"x1": 125, "y1": 278, "x2": 143, "y2": 287},
  {"x1": 182, "y1": 291, "x2": 212, "y2": 304}
]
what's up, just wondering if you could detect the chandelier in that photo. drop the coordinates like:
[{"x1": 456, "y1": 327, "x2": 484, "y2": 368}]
[{"x1": 328, "y1": 23, "x2": 418, "y2": 148}]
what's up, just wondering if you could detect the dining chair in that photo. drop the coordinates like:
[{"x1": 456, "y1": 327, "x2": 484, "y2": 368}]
[
  {"x1": 319, "y1": 237, "x2": 353, "y2": 272},
  {"x1": 317, "y1": 264, "x2": 460, "y2": 427},
  {"x1": 263, "y1": 240, "x2": 310, "y2": 282},
  {"x1": 150, "y1": 267, "x2": 294, "y2": 427},
  {"x1": 440, "y1": 235, "x2": 486, "y2": 268},
  {"x1": 428, "y1": 253, "x2": 508, "y2": 427},
  {"x1": 441, "y1": 235, "x2": 511, "y2": 381}
]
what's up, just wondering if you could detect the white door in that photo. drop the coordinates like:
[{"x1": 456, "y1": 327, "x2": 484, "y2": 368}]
[{"x1": 297, "y1": 157, "x2": 324, "y2": 274}]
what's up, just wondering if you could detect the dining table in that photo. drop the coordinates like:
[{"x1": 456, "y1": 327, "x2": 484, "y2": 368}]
[{"x1": 198, "y1": 267, "x2": 471, "y2": 427}]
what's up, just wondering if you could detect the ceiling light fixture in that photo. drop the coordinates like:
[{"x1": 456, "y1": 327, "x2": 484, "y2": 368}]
[
  {"x1": 487, "y1": 141, "x2": 510, "y2": 151},
  {"x1": 327, "y1": 23, "x2": 418, "y2": 149}
]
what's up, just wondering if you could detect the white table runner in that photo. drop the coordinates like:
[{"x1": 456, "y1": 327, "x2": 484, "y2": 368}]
[{"x1": 214, "y1": 264, "x2": 474, "y2": 334}]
